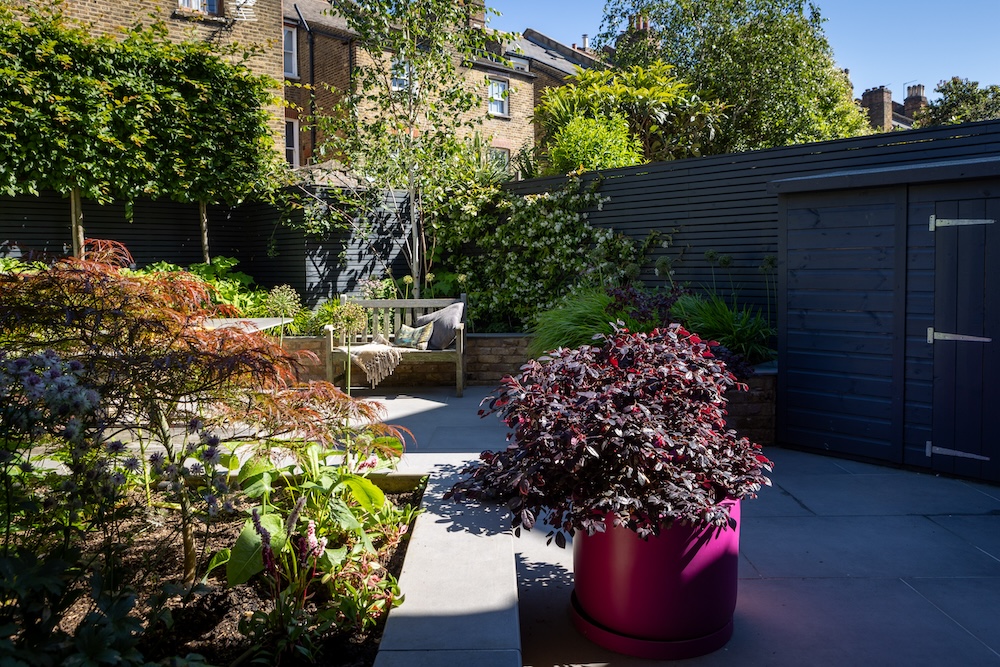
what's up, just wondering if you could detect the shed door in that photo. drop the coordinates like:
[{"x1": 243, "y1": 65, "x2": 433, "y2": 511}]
[{"x1": 929, "y1": 197, "x2": 999, "y2": 482}]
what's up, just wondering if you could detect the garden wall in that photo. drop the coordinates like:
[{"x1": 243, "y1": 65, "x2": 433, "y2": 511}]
[
  {"x1": 0, "y1": 188, "x2": 409, "y2": 307},
  {"x1": 506, "y1": 119, "x2": 1000, "y2": 319},
  {"x1": 725, "y1": 372, "x2": 776, "y2": 447},
  {"x1": 7, "y1": 122, "x2": 999, "y2": 322},
  {"x1": 279, "y1": 333, "x2": 532, "y2": 388}
]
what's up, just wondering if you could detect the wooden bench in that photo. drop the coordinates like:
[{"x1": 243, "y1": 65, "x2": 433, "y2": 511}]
[{"x1": 325, "y1": 294, "x2": 466, "y2": 397}]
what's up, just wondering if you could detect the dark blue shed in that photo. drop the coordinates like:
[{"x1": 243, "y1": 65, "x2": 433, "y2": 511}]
[{"x1": 771, "y1": 156, "x2": 1000, "y2": 483}]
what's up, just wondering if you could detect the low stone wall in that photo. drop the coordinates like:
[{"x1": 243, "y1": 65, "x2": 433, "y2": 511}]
[
  {"x1": 466, "y1": 334, "x2": 531, "y2": 386},
  {"x1": 725, "y1": 371, "x2": 776, "y2": 447},
  {"x1": 279, "y1": 333, "x2": 533, "y2": 389},
  {"x1": 281, "y1": 336, "x2": 329, "y2": 383}
]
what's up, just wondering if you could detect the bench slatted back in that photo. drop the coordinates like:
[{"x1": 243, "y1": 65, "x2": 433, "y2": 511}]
[{"x1": 338, "y1": 294, "x2": 466, "y2": 346}]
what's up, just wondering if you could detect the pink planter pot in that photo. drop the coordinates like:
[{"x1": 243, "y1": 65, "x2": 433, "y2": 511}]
[{"x1": 571, "y1": 501, "x2": 741, "y2": 659}]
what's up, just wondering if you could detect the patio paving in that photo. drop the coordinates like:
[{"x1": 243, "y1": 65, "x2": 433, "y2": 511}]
[{"x1": 361, "y1": 385, "x2": 1000, "y2": 667}]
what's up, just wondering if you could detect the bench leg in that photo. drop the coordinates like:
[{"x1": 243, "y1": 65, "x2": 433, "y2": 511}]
[{"x1": 456, "y1": 359, "x2": 464, "y2": 398}]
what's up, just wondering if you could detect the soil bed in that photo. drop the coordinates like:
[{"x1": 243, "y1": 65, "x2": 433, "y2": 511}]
[{"x1": 63, "y1": 486, "x2": 422, "y2": 667}]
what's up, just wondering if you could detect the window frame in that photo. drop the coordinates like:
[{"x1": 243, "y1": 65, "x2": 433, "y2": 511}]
[
  {"x1": 285, "y1": 119, "x2": 300, "y2": 168},
  {"x1": 487, "y1": 147, "x2": 511, "y2": 172},
  {"x1": 177, "y1": 0, "x2": 220, "y2": 14},
  {"x1": 284, "y1": 26, "x2": 298, "y2": 79},
  {"x1": 510, "y1": 57, "x2": 530, "y2": 73},
  {"x1": 488, "y1": 77, "x2": 510, "y2": 118},
  {"x1": 391, "y1": 58, "x2": 414, "y2": 94}
]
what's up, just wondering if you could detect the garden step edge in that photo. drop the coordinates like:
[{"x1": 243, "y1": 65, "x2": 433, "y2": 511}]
[{"x1": 374, "y1": 455, "x2": 521, "y2": 667}]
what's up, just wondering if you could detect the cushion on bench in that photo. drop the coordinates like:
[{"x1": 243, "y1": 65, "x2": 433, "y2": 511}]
[
  {"x1": 396, "y1": 322, "x2": 434, "y2": 349},
  {"x1": 415, "y1": 302, "x2": 465, "y2": 350}
]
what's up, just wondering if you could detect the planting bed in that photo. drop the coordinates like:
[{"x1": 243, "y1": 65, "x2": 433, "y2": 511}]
[{"x1": 58, "y1": 486, "x2": 422, "y2": 667}]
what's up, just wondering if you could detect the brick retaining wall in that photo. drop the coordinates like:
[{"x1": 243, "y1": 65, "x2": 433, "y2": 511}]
[
  {"x1": 725, "y1": 372, "x2": 776, "y2": 447},
  {"x1": 465, "y1": 334, "x2": 531, "y2": 386},
  {"x1": 282, "y1": 334, "x2": 776, "y2": 446},
  {"x1": 280, "y1": 333, "x2": 533, "y2": 389}
]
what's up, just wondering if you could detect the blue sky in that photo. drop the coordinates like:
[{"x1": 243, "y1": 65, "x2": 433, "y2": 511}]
[{"x1": 489, "y1": 1, "x2": 1000, "y2": 101}]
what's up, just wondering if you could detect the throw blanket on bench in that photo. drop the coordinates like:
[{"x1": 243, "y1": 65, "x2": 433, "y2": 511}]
[{"x1": 347, "y1": 334, "x2": 402, "y2": 387}]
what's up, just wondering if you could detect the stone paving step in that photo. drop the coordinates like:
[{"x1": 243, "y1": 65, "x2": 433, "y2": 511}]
[{"x1": 374, "y1": 455, "x2": 521, "y2": 667}]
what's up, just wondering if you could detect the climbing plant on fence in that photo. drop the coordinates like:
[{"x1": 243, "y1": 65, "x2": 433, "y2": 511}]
[
  {"x1": 0, "y1": 2, "x2": 282, "y2": 260},
  {"x1": 431, "y1": 174, "x2": 642, "y2": 332}
]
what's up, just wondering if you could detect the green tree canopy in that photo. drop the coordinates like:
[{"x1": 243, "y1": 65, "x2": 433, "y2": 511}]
[
  {"x1": 319, "y1": 0, "x2": 517, "y2": 296},
  {"x1": 0, "y1": 2, "x2": 281, "y2": 259},
  {"x1": 533, "y1": 61, "x2": 725, "y2": 164},
  {"x1": 596, "y1": 0, "x2": 869, "y2": 153},
  {"x1": 915, "y1": 77, "x2": 1000, "y2": 127}
]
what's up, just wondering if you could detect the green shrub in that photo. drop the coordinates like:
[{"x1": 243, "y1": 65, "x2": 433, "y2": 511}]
[
  {"x1": 545, "y1": 115, "x2": 644, "y2": 175},
  {"x1": 528, "y1": 286, "x2": 615, "y2": 357},
  {"x1": 432, "y1": 174, "x2": 641, "y2": 332},
  {"x1": 131, "y1": 256, "x2": 269, "y2": 315},
  {"x1": 289, "y1": 301, "x2": 341, "y2": 337},
  {"x1": 529, "y1": 284, "x2": 688, "y2": 357},
  {"x1": 671, "y1": 293, "x2": 776, "y2": 365}
]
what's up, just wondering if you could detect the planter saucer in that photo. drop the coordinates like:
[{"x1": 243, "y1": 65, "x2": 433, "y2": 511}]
[{"x1": 569, "y1": 591, "x2": 734, "y2": 660}]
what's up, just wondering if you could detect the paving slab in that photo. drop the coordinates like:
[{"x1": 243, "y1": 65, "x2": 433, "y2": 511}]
[
  {"x1": 762, "y1": 446, "x2": 908, "y2": 476},
  {"x1": 774, "y1": 471, "x2": 1000, "y2": 516},
  {"x1": 929, "y1": 514, "x2": 1000, "y2": 560},
  {"x1": 358, "y1": 389, "x2": 1000, "y2": 667},
  {"x1": 741, "y1": 480, "x2": 817, "y2": 518},
  {"x1": 903, "y1": 576, "x2": 1000, "y2": 657},
  {"x1": 373, "y1": 400, "x2": 521, "y2": 667},
  {"x1": 741, "y1": 515, "x2": 1000, "y2": 578}
]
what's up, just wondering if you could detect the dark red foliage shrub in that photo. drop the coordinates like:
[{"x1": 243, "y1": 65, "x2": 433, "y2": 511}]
[
  {"x1": 448, "y1": 324, "x2": 771, "y2": 546},
  {"x1": 606, "y1": 284, "x2": 685, "y2": 331}
]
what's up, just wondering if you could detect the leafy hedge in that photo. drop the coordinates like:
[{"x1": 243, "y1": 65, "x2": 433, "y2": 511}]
[{"x1": 0, "y1": 2, "x2": 280, "y2": 210}]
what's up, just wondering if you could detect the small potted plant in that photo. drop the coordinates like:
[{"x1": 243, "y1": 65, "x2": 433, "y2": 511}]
[{"x1": 448, "y1": 323, "x2": 772, "y2": 659}]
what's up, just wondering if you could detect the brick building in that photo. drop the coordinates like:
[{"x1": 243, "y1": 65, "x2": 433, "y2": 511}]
[
  {"x1": 281, "y1": 0, "x2": 540, "y2": 169},
  {"x1": 22, "y1": 0, "x2": 287, "y2": 151},
  {"x1": 11, "y1": 0, "x2": 596, "y2": 168},
  {"x1": 508, "y1": 28, "x2": 603, "y2": 143},
  {"x1": 859, "y1": 84, "x2": 928, "y2": 131}
]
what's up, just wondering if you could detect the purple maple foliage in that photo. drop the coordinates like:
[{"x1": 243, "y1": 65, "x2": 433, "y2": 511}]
[{"x1": 448, "y1": 324, "x2": 772, "y2": 547}]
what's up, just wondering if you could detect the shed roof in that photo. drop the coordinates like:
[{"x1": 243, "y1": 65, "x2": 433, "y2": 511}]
[{"x1": 768, "y1": 154, "x2": 1000, "y2": 194}]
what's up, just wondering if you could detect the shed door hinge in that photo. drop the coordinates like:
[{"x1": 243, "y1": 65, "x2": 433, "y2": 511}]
[
  {"x1": 926, "y1": 327, "x2": 992, "y2": 344},
  {"x1": 929, "y1": 215, "x2": 995, "y2": 231},
  {"x1": 926, "y1": 441, "x2": 991, "y2": 461}
]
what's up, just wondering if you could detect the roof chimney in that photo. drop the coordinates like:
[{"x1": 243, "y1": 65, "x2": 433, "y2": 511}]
[
  {"x1": 861, "y1": 86, "x2": 893, "y2": 131},
  {"x1": 582, "y1": 34, "x2": 589, "y2": 50},
  {"x1": 904, "y1": 84, "x2": 927, "y2": 119},
  {"x1": 466, "y1": 0, "x2": 485, "y2": 29}
]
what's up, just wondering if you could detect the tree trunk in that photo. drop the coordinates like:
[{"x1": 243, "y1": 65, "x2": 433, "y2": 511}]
[
  {"x1": 408, "y1": 166, "x2": 420, "y2": 298},
  {"x1": 199, "y1": 201, "x2": 210, "y2": 264},
  {"x1": 70, "y1": 188, "x2": 85, "y2": 259}
]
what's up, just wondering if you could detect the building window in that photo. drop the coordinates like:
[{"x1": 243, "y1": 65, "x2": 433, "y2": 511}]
[
  {"x1": 488, "y1": 78, "x2": 509, "y2": 117},
  {"x1": 510, "y1": 57, "x2": 530, "y2": 73},
  {"x1": 283, "y1": 27, "x2": 298, "y2": 78},
  {"x1": 285, "y1": 120, "x2": 299, "y2": 167},
  {"x1": 178, "y1": 0, "x2": 219, "y2": 14},
  {"x1": 488, "y1": 147, "x2": 510, "y2": 172},
  {"x1": 391, "y1": 58, "x2": 414, "y2": 93}
]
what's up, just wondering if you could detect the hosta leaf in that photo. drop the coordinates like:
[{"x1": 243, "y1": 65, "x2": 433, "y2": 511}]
[{"x1": 341, "y1": 475, "x2": 386, "y2": 513}]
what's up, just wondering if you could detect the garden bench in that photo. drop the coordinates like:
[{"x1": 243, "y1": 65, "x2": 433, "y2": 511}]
[{"x1": 325, "y1": 294, "x2": 467, "y2": 396}]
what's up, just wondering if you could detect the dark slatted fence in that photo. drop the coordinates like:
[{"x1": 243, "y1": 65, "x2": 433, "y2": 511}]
[
  {"x1": 508, "y1": 120, "x2": 1000, "y2": 315},
  {"x1": 4, "y1": 123, "x2": 1000, "y2": 482},
  {"x1": 0, "y1": 188, "x2": 410, "y2": 307}
]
